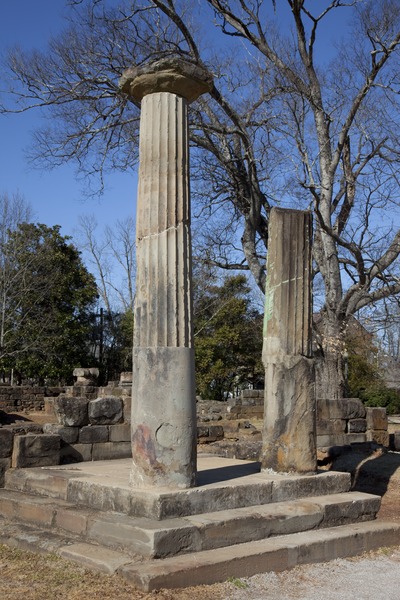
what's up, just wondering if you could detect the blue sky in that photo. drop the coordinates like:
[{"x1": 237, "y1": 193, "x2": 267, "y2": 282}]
[
  {"x1": 0, "y1": 1, "x2": 136, "y2": 239},
  {"x1": 0, "y1": 1, "x2": 352, "y2": 242}
]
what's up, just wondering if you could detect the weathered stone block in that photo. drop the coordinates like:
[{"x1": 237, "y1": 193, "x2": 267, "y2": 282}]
[
  {"x1": 88, "y1": 396, "x2": 123, "y2": 425},
  {"x1": 60, "y1": 443, "x2": 93, "y2": 464},
  {"x1": 55, "y1": 507, "x2": 89, "y2": 535},
  {"x1": 317, "y1": 398, "x2": 366, "y2": 420},
  {"x1": 44, "y1": 398, "x2": 55, "y2": 416},
  {"x1": 262, "y1": 356, "x2": 316, "y2": 474},
  {"x1": 241, "y1": 389, "x2": 254, "y2": 399},
  {"x1": 0, "y1": 428, "x2": 14, "y2": 458},
  {"x1": 239, "y1": 397, "x2": 254, "y2": 407},
  {"x1": 45, "y1": 387, "x2": 65, "y2": 396},
  {"x1": 270, "y1": 471, "x2": 350, "y2": 503},
  {"x1": 107, "y1": 388, "x2": 125, "y2": 399},
  {"x1": 123, "y1": 396, "x2": 131, "y2": 423},
  {"x1": 392, "y1": 431, "x2": 400, "y2": 451},
  {"x1": 347, "y1": 419, "x2": 367, "y2": 433},
  {"x1": 241, "y1": 390, "x2": 264, "y2": 406},
  {"x1": 244, "y1": 405, "x2": 264, "y2": 415},
  {"x1": 366, "y1": 430, "x2": 389, "y2": 447},
  {"x1": 317, "y1": 434, "x2": 346, "y2": 448},
  {"x1": 197, "y1": 425, "x2": 224, "y2": 444},
  {"x1": 79, "y1": 425, "x2": 109, "y2": 444},
  {"x1": 69, "y1": 385, "x2": 97, "y2": 396},
  {"x1": 109, "y1": 423, "x2": 131, "y2": 442},
  {"x1": 120, "y1": 371, "x2": 133, "y2": 387},
  {"x1": 54, "y1": 396, "x2": 89, "y2": 427},
  {"x1": 8, "y1": 423, "x2": 42, "y2": 435},
  {"x1": 0, "y1": 457, "x2": 11, "y2": 487},
  {"x1": 73, "y1": 367, "x2": 99, "y2": 386},
  {"x1": 43, "y1": 423, "x2": 79, "y2": 444},
  {"x1": 92, "y1": 441, "x2": 131, "y2": 461},
  {"x1": 343, "y1": 433, "x2": 366, "y2": 444},
  {"x1": 317, "y1": 419, "x2": 346, "y2": 435},
  {"x1": 197, "y1": 426, "x2": 209, "y2": 439},
  {"x1": 366, "y1": 407, "x2": 388, "y2": 431},
  {"x1": 12, "y1": 434, "x2": 60, "y2": 468}
]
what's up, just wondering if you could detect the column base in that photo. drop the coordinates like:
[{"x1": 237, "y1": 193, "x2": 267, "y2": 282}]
[
  {"x1": 261, "y1": 355, "x2": 317, "y2": 475},
  {"x1": 130, "y1": 347, "x2": 196, "y2": 489}
]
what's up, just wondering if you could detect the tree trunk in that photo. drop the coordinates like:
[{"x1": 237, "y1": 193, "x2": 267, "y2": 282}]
[{"x1": 315, "y1": 313, "x2": 347, "y2": 400}]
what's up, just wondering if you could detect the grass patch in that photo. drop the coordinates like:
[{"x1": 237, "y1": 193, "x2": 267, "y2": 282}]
[{"x1": 227, "y1": 576, "x2": 248, "y2": 589}]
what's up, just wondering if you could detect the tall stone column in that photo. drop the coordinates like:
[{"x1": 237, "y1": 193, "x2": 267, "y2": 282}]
[
  {"x1": 119, "y1": 59, "x2": 212, "y2": 489},
  {"x1": 261, "y1": 208, "x2": 317, "y2": 474}
]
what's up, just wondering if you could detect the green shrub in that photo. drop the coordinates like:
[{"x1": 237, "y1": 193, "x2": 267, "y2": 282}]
[{"x1": 359, "y1": 386, "x2": 400, "y2": 414}]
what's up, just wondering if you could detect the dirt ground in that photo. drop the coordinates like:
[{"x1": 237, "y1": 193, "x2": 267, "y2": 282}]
[{"x1": 1, "y1": 413, "x2": 400, "y2": 599}]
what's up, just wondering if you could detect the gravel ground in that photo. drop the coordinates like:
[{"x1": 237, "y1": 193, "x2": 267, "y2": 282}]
[
  {"x1": 2, "y1": 545, "x2": 400, "y2": 600},
  {"x1": 225, "y1": 547, "x2": 400, "y2": 600}
]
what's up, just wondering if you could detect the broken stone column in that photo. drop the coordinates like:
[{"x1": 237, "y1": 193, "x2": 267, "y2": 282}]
[
  {"x1": 261, "y1": 208, "x2": 317, "y2": 474},
  {"x1": 119, "y1": 59, "x2": 212, "y2": 489},
  {"x1": 73, "y1": 367, "x2": 99, "y2": 386}
]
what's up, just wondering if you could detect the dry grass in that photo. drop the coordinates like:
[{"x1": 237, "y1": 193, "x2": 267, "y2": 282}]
[{"x1": 0, "y1": 545, "x2": 227, "y2": 600}]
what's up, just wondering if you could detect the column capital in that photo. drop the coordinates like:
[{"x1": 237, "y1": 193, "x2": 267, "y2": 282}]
[{"x1": 119, "y1": 57, "x2": 213, "y2": 103}]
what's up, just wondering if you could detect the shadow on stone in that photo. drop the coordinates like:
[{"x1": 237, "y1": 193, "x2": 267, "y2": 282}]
[
  {"x1": 326, "y1": 444, "x2": 400, "y2": 499},
  {"x1": 197, "y1": 461, "x2": 261, "y2": 485},
  {"x1": 0, "y1": 410, "x2": 31, "y2": 425}
]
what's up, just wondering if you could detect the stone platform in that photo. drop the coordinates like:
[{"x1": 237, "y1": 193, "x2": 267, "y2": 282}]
[{"x1": 0, "y1": 456, "x2": 399, "y2": 590}]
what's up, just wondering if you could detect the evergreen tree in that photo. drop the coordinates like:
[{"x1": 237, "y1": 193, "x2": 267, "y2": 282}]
[
  {"x1": 0, "y1": 223, "x2": 98, "y2": 384},
  {"x1": 194, "y1": 274, "x2": 263, "y2": 401}
]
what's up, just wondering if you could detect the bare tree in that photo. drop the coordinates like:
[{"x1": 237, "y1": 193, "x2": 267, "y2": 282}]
[
  {"x1": 1, "y1": 0, "x2": 271, "y2": 289},
  {"x1": 2, "y1": 1, "x2": 400, "y2": 398},
  {"x1": 76, "y1": 214, "x2": 135, "y2": 380},
  {"x1": 77, "y1": 214, "x2": 136, "y2": 312},
  {"x1": 203, "y1": 0, "x2": 400, "y2": 396}
]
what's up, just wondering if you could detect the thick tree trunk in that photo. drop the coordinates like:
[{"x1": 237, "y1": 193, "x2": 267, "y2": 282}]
[{"x1": 315, "y1": 313, "x2": 347, "y2": 400}]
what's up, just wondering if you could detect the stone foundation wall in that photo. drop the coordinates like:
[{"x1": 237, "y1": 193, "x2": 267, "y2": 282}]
[
  {"x1": 316, "y1": 398, "x2": 389, "y2": 449},
  {"x1": 0, "y1": 368, "x2": 132, "y2": 414},
  {"x1": 0, "y1": 372, "x2": 134, "y2": 486},
  {"x1": 226, "y1": 390, "x2": 264, "y2": 420},
  {"x1": 46, "y1": 394, "x2": 131, "y2": 464},
  {"x1": 223, "y1": 393, "x2": 390, "y2": 449},
  {"x1": 0, "y1": 421, "x2": 44, "y2": 486},
  {"x1": 0, "y1": 393, "x2": 132, "y2": 485},
  {"x1": 0, "y1": 380, "x2": 395, "y2": 487}
]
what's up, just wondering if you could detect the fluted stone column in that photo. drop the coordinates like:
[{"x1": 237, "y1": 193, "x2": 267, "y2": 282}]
[
  {"x1": 119, "y1": 59, "x2": 212, "y2": 489},
  {"x1": 261, "y1": 208, "x2": 317, "y2": 474}
]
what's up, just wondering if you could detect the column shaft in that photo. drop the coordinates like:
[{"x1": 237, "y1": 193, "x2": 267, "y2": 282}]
[
  {"x1": 131, "y1": 91, "x2": 196, "y2": 489},
  {"x1": 261, "y1": 208, "x2": 317, "y2": 474}
]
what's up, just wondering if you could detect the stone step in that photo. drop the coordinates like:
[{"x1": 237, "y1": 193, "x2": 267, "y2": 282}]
[
  {"x1": 118, "y1": 520, "x2": 400, "y2": 591},
  {"x1": 0, "y1": 487, "x2": 381, "y2": 558},
  {"x1": 0, "y1": 515, "x2": 398, "y2": 590},
  {"x1": 3, "y1": 458, "x2": 352, "y2": 519},
  {"x1": 0, "y1": 517, "x2": 134, "y2": 575}
]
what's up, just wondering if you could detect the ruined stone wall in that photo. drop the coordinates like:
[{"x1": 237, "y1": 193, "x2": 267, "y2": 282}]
[
  {"x1": 0, "y1": 381, "x2": 394, "y2": 488},
  {"x1": 0, "y1": 385, "x2": 64, "y2": 412},
  {"x1": 224, "y1": 393, "x2": 390, "y2": 449},
  {"x1": 225, "y1": 390, "x2": 264, "y2": 421},
  {"x1": 0, "y1": 371, "x2": 134, "y2": 486},
  {"x1": 44, "y1": 394, "x2": 131, "y2": 464},
  {"x1": 316, "y1": 398, "x2": 389, "y2": 448},
  {"x1": 0, "y1": 393, "x2": 132, "y2": 486}
]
